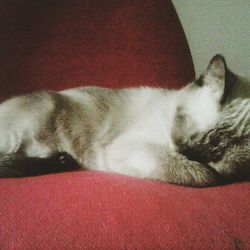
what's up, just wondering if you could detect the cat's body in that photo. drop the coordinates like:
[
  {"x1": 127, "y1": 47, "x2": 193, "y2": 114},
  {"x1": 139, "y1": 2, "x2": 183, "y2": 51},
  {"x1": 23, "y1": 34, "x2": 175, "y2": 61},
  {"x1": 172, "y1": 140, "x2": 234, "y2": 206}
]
[
  {"x1": 0, "y1": 85, "x2": 221, "y2": 185},
  {"x1": 0, "y1": 55, "x2": 249, "y2": 186}
]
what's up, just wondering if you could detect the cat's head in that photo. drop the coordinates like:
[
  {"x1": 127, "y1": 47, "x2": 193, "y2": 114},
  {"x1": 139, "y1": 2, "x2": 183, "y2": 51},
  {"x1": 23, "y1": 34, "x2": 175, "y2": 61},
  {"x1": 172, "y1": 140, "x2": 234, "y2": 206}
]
[
  {"x1": 188, "y1": 54, "x2": 228, "y2": 103},
  {"x1": 173, "y1": 54, "x2": 228, "y2": 147}
]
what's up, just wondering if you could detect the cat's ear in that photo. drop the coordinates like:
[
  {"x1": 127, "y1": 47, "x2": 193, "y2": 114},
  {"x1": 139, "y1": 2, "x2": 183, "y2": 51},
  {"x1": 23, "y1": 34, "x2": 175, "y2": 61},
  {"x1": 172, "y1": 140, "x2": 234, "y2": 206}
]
[
  {"x1": 197, "y1": 54, "x2": 227, "y2": 102},
  {"x1": 205, "y1": 54, "x2": 226, "y2": 82}
]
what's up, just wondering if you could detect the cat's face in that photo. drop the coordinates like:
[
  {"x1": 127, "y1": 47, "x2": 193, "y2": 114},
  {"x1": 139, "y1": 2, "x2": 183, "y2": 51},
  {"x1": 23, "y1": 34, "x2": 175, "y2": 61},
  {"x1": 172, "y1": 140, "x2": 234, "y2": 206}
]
[{"x1": 173, "y1": 55, "x2": 227, "y2": 147}]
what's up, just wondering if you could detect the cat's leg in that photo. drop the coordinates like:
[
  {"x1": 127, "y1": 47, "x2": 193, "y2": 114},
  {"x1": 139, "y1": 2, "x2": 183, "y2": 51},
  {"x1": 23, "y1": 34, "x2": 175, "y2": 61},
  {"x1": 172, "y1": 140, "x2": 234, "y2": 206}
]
[
  {"x1": 0, "y1": 133, "x2": 81, "y2": 178},
  {"x1": 179, "y1": 126, "x2": 250, "y2": 183},
  {"x1": 0, "y1": 134, "x2": 80, "y2": 178},
  {"x1": 102, "y1": 142, "x2": 220, "y2": 187},
  {"x1": 160, "y1": 152, "x2": 221, "y2": 187},
  {"x1": 209, "y1": 138, "x2": 250, "y2": 182},
  {"x1": 177, "y1": 128, "x2": 228, "y2": 164},
  {"x1": 0, "y1": 152, "x2": 80, "y2": 177}
]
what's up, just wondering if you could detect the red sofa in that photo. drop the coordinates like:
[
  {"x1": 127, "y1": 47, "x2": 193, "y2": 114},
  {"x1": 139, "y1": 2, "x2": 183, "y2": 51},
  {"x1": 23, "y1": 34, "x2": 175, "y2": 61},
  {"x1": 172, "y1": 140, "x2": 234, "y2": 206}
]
[{"x1": 0, "y1": 1, "x2": 249, "y2": 249}]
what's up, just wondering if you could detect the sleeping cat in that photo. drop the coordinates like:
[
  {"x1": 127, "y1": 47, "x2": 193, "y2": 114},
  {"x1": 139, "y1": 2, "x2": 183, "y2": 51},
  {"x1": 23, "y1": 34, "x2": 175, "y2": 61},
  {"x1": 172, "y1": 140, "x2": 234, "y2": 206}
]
[{"x1": 0, "y1": 55, "x2": 246, "y2": 187}]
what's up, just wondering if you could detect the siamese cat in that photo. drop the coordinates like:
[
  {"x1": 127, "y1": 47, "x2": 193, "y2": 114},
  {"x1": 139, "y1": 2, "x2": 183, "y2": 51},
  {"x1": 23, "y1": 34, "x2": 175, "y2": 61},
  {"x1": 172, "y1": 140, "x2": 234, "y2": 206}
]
[{"x1": 0, "y1": 55, "x2": 248, "y2": 187}]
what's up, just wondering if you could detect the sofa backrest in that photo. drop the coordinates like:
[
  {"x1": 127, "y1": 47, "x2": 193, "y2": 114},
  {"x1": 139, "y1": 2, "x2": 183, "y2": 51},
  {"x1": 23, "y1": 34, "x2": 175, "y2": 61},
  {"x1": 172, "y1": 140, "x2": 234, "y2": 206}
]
[{"x1": 0, "y1": 0, "x2": 194, "y2": 100}]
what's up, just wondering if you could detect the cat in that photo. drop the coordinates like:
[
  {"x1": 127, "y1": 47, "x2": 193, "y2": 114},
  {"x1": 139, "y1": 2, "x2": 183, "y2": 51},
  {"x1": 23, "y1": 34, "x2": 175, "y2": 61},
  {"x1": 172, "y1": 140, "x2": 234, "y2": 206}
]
[
  {"x1": 180, "y1": 64, "x2": 250, "y2": 184},
  {"x1": 0, "y1": 55, "x2": 240, "y2": 187}
]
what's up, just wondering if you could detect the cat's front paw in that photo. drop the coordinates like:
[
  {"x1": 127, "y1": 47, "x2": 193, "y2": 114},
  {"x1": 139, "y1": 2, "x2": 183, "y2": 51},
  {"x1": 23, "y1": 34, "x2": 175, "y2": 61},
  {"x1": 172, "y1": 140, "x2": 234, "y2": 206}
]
[
  {"x1": 51, "y1": 152, "x2": 81, "y2": 171},
  {"x1": 178, "y1": 138, "x2": 208, "y2": 163}
]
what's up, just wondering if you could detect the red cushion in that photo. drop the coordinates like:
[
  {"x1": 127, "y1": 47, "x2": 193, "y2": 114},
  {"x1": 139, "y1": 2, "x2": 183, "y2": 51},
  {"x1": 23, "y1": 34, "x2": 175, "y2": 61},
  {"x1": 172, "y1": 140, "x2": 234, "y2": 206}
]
[
  {"x1": 1, "y1": 172, "x2": 249, "y2": 249},
  {"x1": 0, "y1": 0, "x2": 249, "y2": 249}
]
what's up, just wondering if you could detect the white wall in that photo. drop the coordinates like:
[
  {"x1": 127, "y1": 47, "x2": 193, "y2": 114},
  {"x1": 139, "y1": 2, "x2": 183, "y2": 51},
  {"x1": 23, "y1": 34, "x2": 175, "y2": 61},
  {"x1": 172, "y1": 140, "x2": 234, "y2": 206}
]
[{"x1": 173, "y1": 0, "x2": 250, "y2": 78}]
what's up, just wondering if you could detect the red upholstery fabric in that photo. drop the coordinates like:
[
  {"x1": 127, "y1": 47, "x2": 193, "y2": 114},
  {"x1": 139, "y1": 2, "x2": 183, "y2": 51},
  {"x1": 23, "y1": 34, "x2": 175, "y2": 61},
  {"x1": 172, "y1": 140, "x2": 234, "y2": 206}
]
[
  {"x1": 0, "y1": 0, "x2": 249, "y2": 249},
  {"x1": 1, "y1": 172, "x2": 249, "y2": 250},
  {"x1": 0, "y1": 0, "x2": 193, "y2": 101}
]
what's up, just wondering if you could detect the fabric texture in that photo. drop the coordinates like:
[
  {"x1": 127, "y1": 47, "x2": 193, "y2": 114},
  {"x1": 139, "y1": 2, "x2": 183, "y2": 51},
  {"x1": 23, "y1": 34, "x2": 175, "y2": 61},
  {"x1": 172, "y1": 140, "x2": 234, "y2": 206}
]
[
  {"x1": 1, "y1": 172, "x2": 249, "y2": 250},
  {"x1": 0, "y1": 0, "x2": 193, "y2": 100},
  {"x1": 0, "y1": 0, "x2": 249, "y2": 249}
]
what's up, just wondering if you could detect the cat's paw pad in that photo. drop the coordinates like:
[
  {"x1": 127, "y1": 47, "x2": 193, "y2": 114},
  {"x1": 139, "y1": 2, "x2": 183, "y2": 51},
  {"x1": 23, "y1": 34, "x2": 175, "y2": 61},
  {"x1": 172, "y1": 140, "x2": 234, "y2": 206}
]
[
  {"x1": 57, "y1": 153, "x2": 69, "y2": 164},
  {"x1": 52, "y1": 152, "x2": 80, "y2": 170}
]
